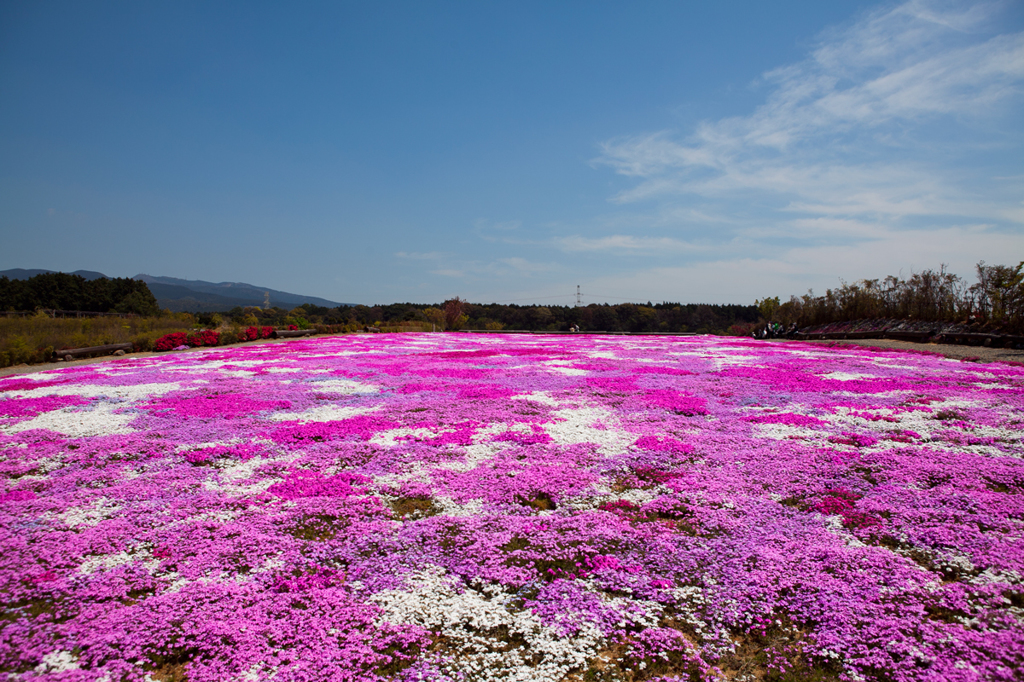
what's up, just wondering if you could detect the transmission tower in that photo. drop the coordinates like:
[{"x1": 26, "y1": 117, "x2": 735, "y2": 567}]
[
  {"x1": 576, "y1": 285, "x2": 582, "y2": 307},
  {"x1": 263, "y1": 291, "x2": 270, "y2": 310}
]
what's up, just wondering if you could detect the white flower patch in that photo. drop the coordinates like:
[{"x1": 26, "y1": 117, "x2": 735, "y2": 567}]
[
  {"x1": 559, "y1": 484, "x2": 666, "y2": 512},
  {"x1": 935, "y1": 552, "x2": 976, "y2": 576},
  {"x1": 371, "y1": 426, "x2": 437, "y2": 448},
  {"x1": 3, "y1": 402, "x2": 137, "y2": 437},
  {"x1": 204, "y1": 456, "x2": 288, "y2": 496},
  {"x1": 752, "y1": 424, "x2": 822, "y2": 440},
  {"x1": 544, "y1": 406, "x2": 632, "y2": 455},
  {"x1": 697, "y1": 351, "x2": 761, "y2": 368},
  {"x1": 267, "y1": 404, "x2": 380, "y2": 423},
  {"x1": 820, "y1": 371, "x2": 879, "y2": 381},
  {"x1": 78, "y1": 549, "x2": 160, "y2": 576},
  {"x1": 175, "y1": 439, "x2": 240, "y2": 453},
  {"x1": 216, "y1": 370, "x2": 256, "y2": 378},
  {"x1": 306, "y1": 378, "x2": 379, "y2": 395},
  {"x1": 8, "y1": 381, "x2": 182, "y2": 401},
  {"x1": 971, "y1": 568, "x2": 1023, "y2": 586},
  {"x1": 511, "y1": 392, "x2": 561, "y2": 407},
  {"x1": 57, "y1": 497, "x2": 122, "y2": 528},
  {"x1": 34, "y1": 650, "x2": 81, "y2": 674},
  {"x1": 255, "y1": 554, "x2": 287, "y2": 574},
  {"x1": 371, "y1": 566, "x2": 604, "y2": 681},
  {"x1": 433, "y1": 441, "x2": 506, "y2": 473},
  {"x1": 541, "y1": 360, "x2": 588, "y2": 376},
  {"x1": 431, "y1": 495, "x2": 486, "y2": 517},
  {"x1": 610, "y1": 485, "x2": 669, "y2": 507}
]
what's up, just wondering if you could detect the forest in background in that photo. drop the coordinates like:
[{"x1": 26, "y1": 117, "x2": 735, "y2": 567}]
[
  {"x1": 3, "y1": 261, "x2": 1021, "y2": 368},
  {"x1": 759, "y1": 261, "x2": 1024, "y2": 335},
  {"x1": 204, "y1": 300, "x2": 761, "y2": 335},
  {"x1": 0, "y1": 273, "x2": 159, "y2": 316}
]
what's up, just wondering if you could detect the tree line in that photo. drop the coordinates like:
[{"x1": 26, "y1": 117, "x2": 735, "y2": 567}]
[
  {"x1": 760, "y1": 262, "x2": 1024, "y2": 335},
  {"x1": 0, "y1": 273, "x2": 160, "y2": 316},
  {"x1": 213, "y1": 300, "x2": 761, "y2": 335}
]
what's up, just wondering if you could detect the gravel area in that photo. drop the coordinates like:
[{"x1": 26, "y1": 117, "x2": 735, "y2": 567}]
[
  {"x1": 0, "y1": 334, "x2": 353, "y2": 379},
  {"x1": 786, "y1": 337, "x2": 1024, "y2": 364}
]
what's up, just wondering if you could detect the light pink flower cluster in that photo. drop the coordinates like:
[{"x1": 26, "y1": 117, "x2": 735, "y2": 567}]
[{"x1": 1, "y1": 334, "x2": 1022, "y2": 681}]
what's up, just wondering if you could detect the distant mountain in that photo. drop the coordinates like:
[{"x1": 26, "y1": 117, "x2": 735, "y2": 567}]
[
  {"x1": 0, "y1": 269, "x2": 352, "y2": 313},
  {"x1": 1, "y1": 268, "x2": 107, "y2": 281},
  {"x1": 134, "y1": 275, "x2": 347, "y2": 312}
]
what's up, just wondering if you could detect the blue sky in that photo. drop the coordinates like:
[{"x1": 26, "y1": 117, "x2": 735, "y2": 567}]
[{"x1": 1, "y1": 1, "x2": 1021, "y2": 306}]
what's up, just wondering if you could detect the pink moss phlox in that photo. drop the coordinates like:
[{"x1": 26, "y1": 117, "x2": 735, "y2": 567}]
[
  {"x1": 267, "y1": 470, "x2": 371, "y2": 499},
  {"x1": 0, "y1": 395, "x2": 92, "y2": 419},
  {"x1": 745, "y1": 412, "x2": 828, "y2": 428},
  {"x1": 266, "y1": 414, "x2": 400, "y2": 442},
  {"x1": 829, "y1": 431, "x2": 879, "y2": 447},
  {"x1": 491, "y1": 429, "x2": 553, "y2": 445},
  {"x1": 634, "y1": 434, "x2": 694, "y2": 455},
  {"x1": 1, "y1": 333, "x2": 1022, "y2": 680},
  {"x1": 599, "y1": 500, "x2": 640, "y2": 514},
  {"x1": 146, "y1": 393, "x2": 291, "y2": 419},
  {"x1": 0, "y1": 489, "x2": 37, "y2": 503},
  {"x1": 644, "y1": 390, "x2": 708, "y2": 416}
]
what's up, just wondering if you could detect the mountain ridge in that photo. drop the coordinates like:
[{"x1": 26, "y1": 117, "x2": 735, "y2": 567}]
[{"x1": 0, "y1": 269, "x2": 352, "y2": 312}]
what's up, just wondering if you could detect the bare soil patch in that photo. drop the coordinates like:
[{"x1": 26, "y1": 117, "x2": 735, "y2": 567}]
[{"x1": 785, "y1": 337, "x2": 1024, "y2": 364}]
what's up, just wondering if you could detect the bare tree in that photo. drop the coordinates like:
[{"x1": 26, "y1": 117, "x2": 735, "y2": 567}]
[{"x1": 443, "y1": 297, "x2": 468, "y2": 331}]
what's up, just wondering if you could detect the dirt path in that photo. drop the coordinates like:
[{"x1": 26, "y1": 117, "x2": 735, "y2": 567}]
[
  {"x1": 783, "y1": 337, "x2": 1024, "y2": 364},
  {"x1": 0, "y1": 334, "x2": 359, "y2": 379}
]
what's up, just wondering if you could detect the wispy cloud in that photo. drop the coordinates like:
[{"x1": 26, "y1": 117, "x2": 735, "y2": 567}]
[
  {"x1": 496, "y1": 257, "x2": 557, "y2": 274},
  {"x1": 555, "y1": 234, "x2": 702, "y2": 254},
  {"x1": 596, "y1": 0, "x2": 1024, "y2": 228},
  {"x1": 396, "y1": 251, "x2": 447, "y2": 260},
  {"x1": 443, "y1": 1, "x2": 1022, "y2": 305},
  {"x1": 429, "y1": 257, "x2": 558, "y2": 280}
]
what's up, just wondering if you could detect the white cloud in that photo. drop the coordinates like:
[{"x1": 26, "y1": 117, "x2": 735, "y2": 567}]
[
  {"x1": 396, "y1": 251, "x2": 447, "y2": 260},
  {"x1": 596, "y1": 0, "x2": 1024, "y2": 229},
  {"x1": 429, "y1": 257, "x2": 559, "y2": 281},
  {"x1": 555, "y1": 235, "x2": 702, "y2": 254},
  {"x1": 450, "y1": 1, "x2": 1023, "y2": 306},
  {"x1": 496, "y1": 257, "x2": 557, "y2": 273},
  {"x1": 568, "y1": 224, "x2": 1022, "y2": 305}
]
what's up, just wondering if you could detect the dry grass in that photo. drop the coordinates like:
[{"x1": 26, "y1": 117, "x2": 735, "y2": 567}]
[{"x1": 0, "y1": 315, "x2": 193, "y2": 367}]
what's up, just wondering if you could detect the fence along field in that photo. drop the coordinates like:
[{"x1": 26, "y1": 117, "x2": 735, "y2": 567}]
[{"x1": 0, "y1": 333, "x2": 1021, "y2": 681}]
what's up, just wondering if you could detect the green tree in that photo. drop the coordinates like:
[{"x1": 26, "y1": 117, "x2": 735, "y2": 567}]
[
  {"x1": 755, "y1": 296, "x2": 780, "y2": 322},
  {"x1": 422, "y1": 307, "x2": 445, "y2": 331}
]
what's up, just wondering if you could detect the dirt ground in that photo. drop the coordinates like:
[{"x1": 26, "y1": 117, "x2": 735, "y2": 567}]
[
  {"x1": 783, "y1": 337, "x2": 1024, "y2": 364},
  {"x1": 0, "y1": 334, "x2": 356, "y2": 379},
  {"x1": 2, "y1": 333, "x2": 1022, "y2": 380}
]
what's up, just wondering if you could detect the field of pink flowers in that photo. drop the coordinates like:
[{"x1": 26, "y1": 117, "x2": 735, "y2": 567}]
[{"x1": 1, "y1": 334, "x2": 1022, "y2": 682}]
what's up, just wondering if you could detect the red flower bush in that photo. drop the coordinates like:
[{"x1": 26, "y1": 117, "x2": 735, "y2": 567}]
[
  {"x1": 186, "y1": 330, "x2": 221, "y2": 347},
  {"x1": 288, "y1": 324, "x2": 298, "y2": 331},
  {"x1": 154, "y1": 330, "x2": 221, "y2": 351},
  {"x1": 154, "y1": 332, "x2": 188, "y2": 351},
  {"x1": 239, "y1": 326, "x2": 273, "y2": 342}
]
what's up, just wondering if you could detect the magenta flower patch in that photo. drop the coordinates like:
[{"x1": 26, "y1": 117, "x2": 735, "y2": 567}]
[{"x1": 0, "y1": 334, "x2": 1022, "y2": 681}]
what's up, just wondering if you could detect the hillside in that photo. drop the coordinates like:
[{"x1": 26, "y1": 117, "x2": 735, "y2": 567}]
[
  {"x1": 0, "y1": 269, "x2": 351, "y2": 312},
  {"x1": 133, "y1": 275, "x2": 347, "y2": 312}
]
